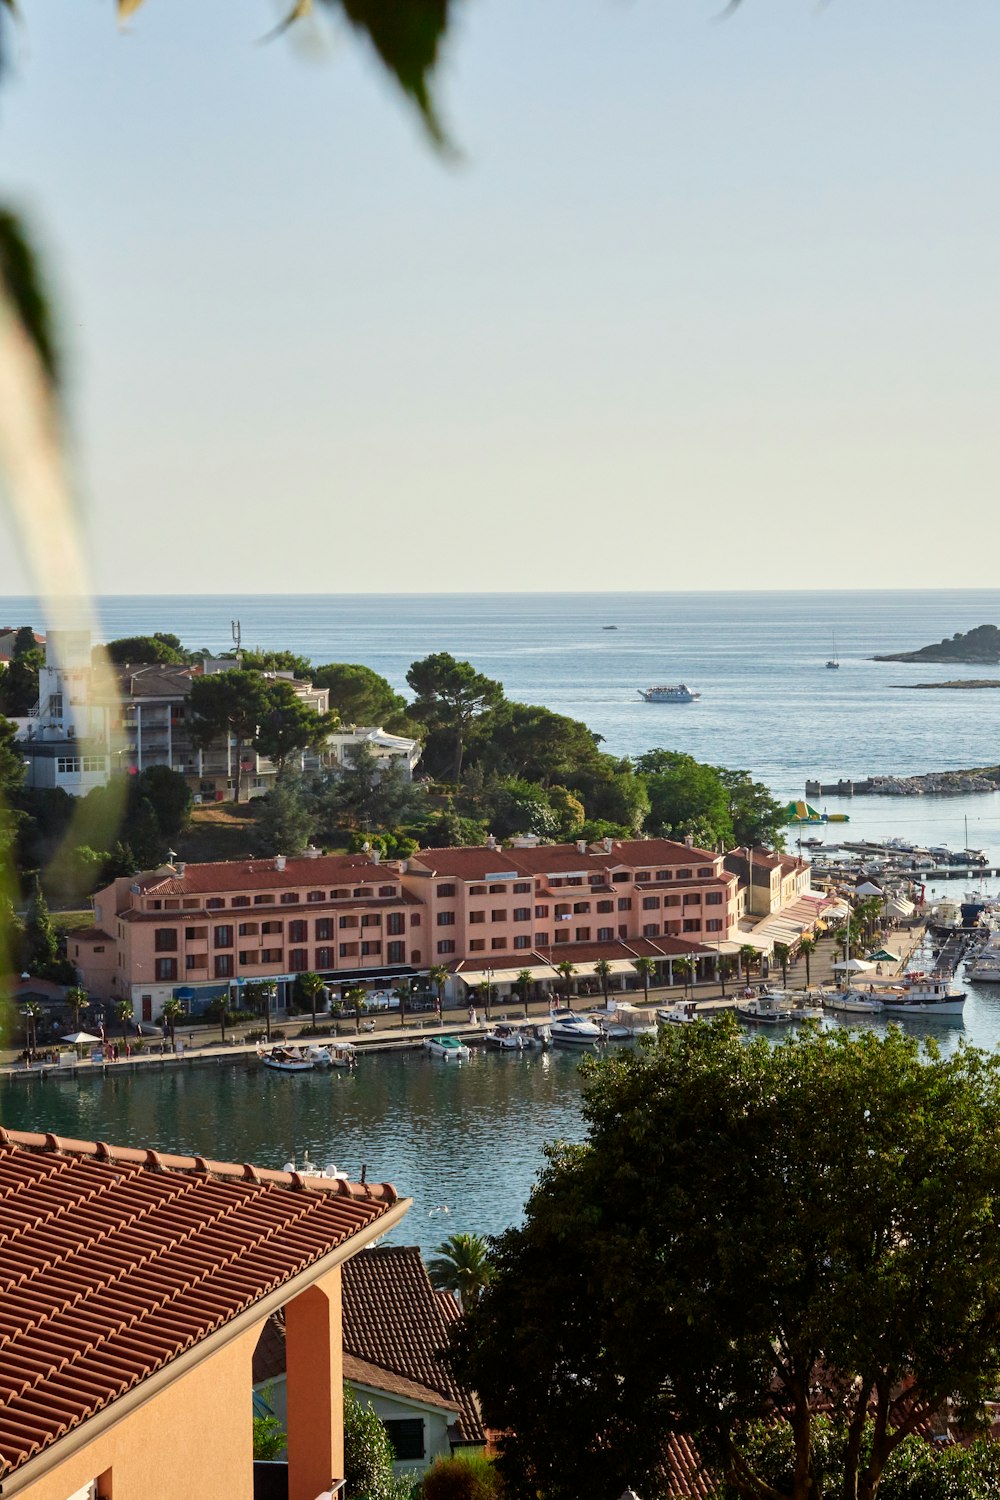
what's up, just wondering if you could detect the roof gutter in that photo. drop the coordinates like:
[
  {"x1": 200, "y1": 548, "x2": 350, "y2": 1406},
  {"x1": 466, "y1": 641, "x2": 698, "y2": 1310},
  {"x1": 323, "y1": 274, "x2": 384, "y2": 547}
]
[{"x1": 0, "y1": 1196, "x2": 412, "y2": 1497}]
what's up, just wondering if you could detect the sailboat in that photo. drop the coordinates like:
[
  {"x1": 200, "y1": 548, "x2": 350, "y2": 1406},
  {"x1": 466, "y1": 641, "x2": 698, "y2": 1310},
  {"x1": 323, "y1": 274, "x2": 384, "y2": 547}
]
[{"x1": 826, "y1": 632, "x2": 840, "y2": 670}]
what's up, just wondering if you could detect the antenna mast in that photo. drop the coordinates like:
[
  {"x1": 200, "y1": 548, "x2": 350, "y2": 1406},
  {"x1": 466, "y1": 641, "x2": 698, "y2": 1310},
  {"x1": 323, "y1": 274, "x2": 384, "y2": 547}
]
[{"x1": 231, "y1": 619, "x2": 242, "y2": 669}]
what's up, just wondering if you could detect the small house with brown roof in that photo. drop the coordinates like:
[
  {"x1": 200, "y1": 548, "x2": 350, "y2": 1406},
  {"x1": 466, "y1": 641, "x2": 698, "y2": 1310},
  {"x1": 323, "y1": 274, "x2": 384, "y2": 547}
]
[
  {"x1": 0, "y1": 1128, "x2": 409, "y2": 1500},
  {"x1": 253, "y1": 1246, "x2": 483, "y2": 1481}
]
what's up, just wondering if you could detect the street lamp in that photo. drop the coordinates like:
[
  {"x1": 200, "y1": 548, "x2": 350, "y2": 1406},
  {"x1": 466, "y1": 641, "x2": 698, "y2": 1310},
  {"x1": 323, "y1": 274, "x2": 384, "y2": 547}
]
[{"x1": 484, "y1": 966, "x2": 493, "y2": 1024}]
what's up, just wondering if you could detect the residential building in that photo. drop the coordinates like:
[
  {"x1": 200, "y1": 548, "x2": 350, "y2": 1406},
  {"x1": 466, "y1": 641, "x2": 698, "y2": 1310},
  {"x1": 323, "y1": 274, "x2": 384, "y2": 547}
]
[
  {"x1": 15, "y1": 631, "x2": 113, "y2": 796},
  {"x1": 254, "y1": 1245, "x2": 484, "y2": 1481},
  {"x1": 73, "y1": 836, "x2": 744, "y2": 1019},
  {"x1": 0, "y1": 1126, "x2": 408, "y2": 1500},
  {"x1": 324, "y1": 726, "x2": 421, "y2": 781},
  {"x1": 724, "y1": 847, "x2": 812, "y2": 918}
]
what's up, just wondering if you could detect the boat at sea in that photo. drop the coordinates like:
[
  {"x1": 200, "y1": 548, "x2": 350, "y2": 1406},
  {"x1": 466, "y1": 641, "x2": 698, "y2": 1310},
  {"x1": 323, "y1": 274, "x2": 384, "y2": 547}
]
[
  {"x1": 968, "y1": 939, "x2": 1000, "y2": 984},
  {"x1": 548, "y1": 1010, "x2": 603, "y2": 1045},
  {"x1": 424, "y1": 1036, "x2": 471, "y2": 1062},
  {"x1": 261, "y1": 1047, "x2": 314, "y2": 1073},
  {"x1": 483, "y1": 1024, "x2": 524, "y2": 1050},
  {"x1": 735, "y1": 991, "x2": 796, "y2": 1025},
  {"x1": 880, "y1": 971, "x2": 966, "y2": 1016},
  {"x1": 656, "y1": 1001, "x2": 699, "y2": 1026},
  {"x1": 637, "y1": 684, "x2": 700, "y2": 703},
  {"x1": 820, "y1": 991, "x2": 884, "y2": 1016}
]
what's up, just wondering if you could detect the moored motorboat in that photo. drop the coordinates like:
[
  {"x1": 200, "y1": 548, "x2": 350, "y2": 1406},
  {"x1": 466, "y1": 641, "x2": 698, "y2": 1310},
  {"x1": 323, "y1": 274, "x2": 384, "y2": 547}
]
[
  {"x1": 424, "y1": 1035, "x2": 471, "y2": 1062},
  {"x1": 880, "y1": 971, "x2": 966, "y2": 1016},
  {"x1": 305, "y1": 1045, "x2": 334, "y2": 1069},
  {"x1": 262, "y1": 1046, "x2": 314, "y2": 1073},
  {"x1": 735, "y1": 991, "x2": 795, "y2": 1024},
  {"x1": 483, "y1": 1024, "x2": 524, "y2": 1050},
  {"x1": 548, "y1": 1010, "x2": 603, "y2": 1045},
  {"x1": 820, "y1": 991, "x2": 884, "y2": 1016},
  {"x1": 516, "y1": 1022, "x2": 552, "y2": 1049},
  {"x1": 657, "y1": 1001, "x2": 699, "y2": 1025},
  {"x1": 327, "y1": 1042, "x2": 358, "y2": 1067}
]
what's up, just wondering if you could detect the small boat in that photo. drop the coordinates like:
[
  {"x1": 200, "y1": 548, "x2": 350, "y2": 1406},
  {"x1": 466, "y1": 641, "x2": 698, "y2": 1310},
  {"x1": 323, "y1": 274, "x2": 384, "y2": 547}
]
[
  {"x1": 826, "y1": 632, "x2": 839, "y2": 669},
  {"x1": 657, "y1": 1001, "x2": 699, "y2": 1026},
  {"x1": 424, "y1": 1035, "x2": 471, "y2": 1062},
  {"x1": 516, "y1": 1022, "x2": 552, "y2": 1049},
  {"x1": 602, "y1": 625, "x2": 618, "y2": 630},
  {"x1": 483, "y1": 1024, "x2": 524, "y2": 1050},
  {"x1": 548, "y1": 1010, "x2": 603, "y2": 1045},
  {"x1": 327, "y1": 1042, "x2": 358, "y2": 1068},
  {"x1": 820, "y1": 991, "x2": 884, "y2": 1016},
  {"x1": 262, "y1": 1046, "x2": 314, "y2": 1074},
  {"x1": 735, "y1": 991, "x2": 795, "y2": 1024},
  {"x1": 305, "y1": 1045, "x2": 334, "y2": 1069},
  {"x1": 638, "y1": 684, "x2": 700, "y2": 703},
  {"x1": 880, "y1": 971, "x2": 966, "y2": 1016}
]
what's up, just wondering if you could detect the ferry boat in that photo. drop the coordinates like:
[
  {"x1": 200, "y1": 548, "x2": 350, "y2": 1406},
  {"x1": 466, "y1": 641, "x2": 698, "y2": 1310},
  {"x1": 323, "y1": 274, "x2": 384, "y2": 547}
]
[
  {"x1": 638, "y1": 684, "x2": 701, "y2": 703},
  {"x1": 880, "y1": 971, "x2": 966, "y2": 1016}
]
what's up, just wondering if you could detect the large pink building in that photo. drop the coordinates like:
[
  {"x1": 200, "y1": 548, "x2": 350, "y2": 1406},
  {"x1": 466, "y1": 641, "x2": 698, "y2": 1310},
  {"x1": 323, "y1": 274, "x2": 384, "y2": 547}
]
[{"x1": 72, "y1": 835, "x2": 742, "y2": 1021}]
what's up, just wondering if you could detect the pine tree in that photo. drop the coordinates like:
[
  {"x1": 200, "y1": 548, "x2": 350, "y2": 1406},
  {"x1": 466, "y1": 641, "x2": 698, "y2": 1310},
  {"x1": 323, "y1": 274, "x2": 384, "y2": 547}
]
[{"x1": 24, "y1": 880, "x2": 58, "y2": 975}]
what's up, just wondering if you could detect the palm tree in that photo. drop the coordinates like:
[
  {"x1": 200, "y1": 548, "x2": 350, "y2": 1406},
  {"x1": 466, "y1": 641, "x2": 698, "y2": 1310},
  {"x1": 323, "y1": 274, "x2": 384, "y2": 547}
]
[
  {"x1": 244, "y1": 980, "x2": 275, "y2": 1041},
  {"x1": 428, "y1": 964, "x2": 449, "y2": 1018},
  {"x1": 632, "y1": 956, "x2": 656, "y2": 1006},
  {"x1": 20, "y1": 999, "x2": 43, "y2": 1056},
  {"x1": 739, "y1": 944, "x2": 758, "y2": 987},
  {"x1": 476, "y1": 979, "x2": 492, "y2": 1024},
  {"x1": 65, "y1": 984, "x2": 88, "y2": 1033},
  {"x1": 673, "y1": 957, "x2": 694, "y2": 997},
  {"x1": 799, "y1": 935, "x2": 815, "y2": 989},
  {"x1": 593, "y1": 958, "x2": 613, "y2": 1010},
  {"x1": 113, "y1": 997, "x2": 133, "y2": 1047},
  {"x1": 161, "y1": 997, "x2": 183, "y2": 1047},
  {"x1": 773, "y1": 942, "x2": 790, "y2": 990},
  {"x1": 427, "y1": 1232, "x2": 494, "y2": 1312},
  {"x1": 297, "y1": 970, "x2": 325, "y2": 1033},
  {"x1": 555, "y1": 960, "x2": 576, "y2": 1010},
  {"x1": 516, "y1": 968, "x2": 533, "y2": 1018},
  {"x1": 393, "y1": 981, "x2": 410, "y2": 1027},
  {"x1": 345, "y1": 985, "x2": 367, "y2": 1037}
]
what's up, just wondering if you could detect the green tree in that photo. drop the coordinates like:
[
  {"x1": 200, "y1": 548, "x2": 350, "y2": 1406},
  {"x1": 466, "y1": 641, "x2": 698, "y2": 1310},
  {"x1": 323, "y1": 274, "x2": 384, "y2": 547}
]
[
  {"x1": 0, "y1": 646, "x2": 42, "y2": 717},
  {"x1": 555, "y1": 960, "x2": 576, "y2": 1009},
  {"x1": 422, "y1": 809, "x2": 489, "y2": 848},
  {"x1": 799, "y1": 934, "x2": 815, "y2": 988},
  {"x1": 450, "y1": 1023, "x2": 1000, "y2": 1500},
  {"x1": 112, "y1": 996, "x2": 133, "y2": 1046},
  {"x1": 189, "y1": 670, "x2": 271, "y2": 804},
  {"x1": 239, "y1": 648, "x2": 314, "y2": 679},
  {"x1": 739, "y1": 943, "x2": 759, "y2": 986},
  {"x1": 393, "y1": 980, "x2": 410, "y2": 1027},
  {"x1": 593, "y1": 957, "x2": 613, "y2": 1009},
  {"x1": 23, "y1": 879, "x2": 58, "y2": 974},
  {"x1": 311, "y1": 662, "x2": 409, "y2": 729},
  {"x1": 485, "y1": 777, "x2": 560, "y2": 840},
  {"x1": 406, "y1": 653, "x2": 504, "y2": 783},
  {"x1": 0, "y1": 713, "x2": 27, "y2": 795},
  {"x1": 636, "y1": 749, "x2": 732, "y2": 844},
  {"x1": 719, "y1": 767, "x2": 787, "y2": 851},
  {"x1": 134, "y1": 764, "x2": 193, "y2": 840},
  {"x1": 254, "y1": 678, "x2": 333, "y2": 770},
  {"x1": 428, "y1": 964, "x2": 450, "y2": 1016},
  {"x1": 632, "y1": 955, "x2": 656, "y2": 1005},
  {"x1": 516, "y1": 967, "x2": 533, "y2": 1018},
  {"x1": 19, "y1": 997, "x2": 43, "y2": 1053},
  {"x1": 343, "y1": 1385, "x2": 407, "y2": 1500},
  {"x1": 160, "y1": 997, "x2": 183, "y2": 1046},
  {"x1": 65, "y1": 984, "x2": 88, "y2": 1032},
  {"x1": 103, "y1": 634, "x2": 186, "y2": 666},
  {"x1": 257, "y1": 773, "x2": 315, "y2": 856},
  {"x1": 243, "y1": 981, "x2": 276, "y2": 1041},
  {"x1": 773, "y1": 940, "x2": 791, "y2": 989},
  {"x1": 673, "y1": 955, "x2": 694, "y2": 997},
  {"x1": 471, "y1": 700, "x2": 603, "y2": 786},
  {"x1": 345, "y1": 984, "x2": 367, "y2": 1037},
  {"x1": 428, "y1": 1232, "x2": 494, "y2": 1312},
  {"x1": 295, "y1": 970, "x2": 326, "y2": 1031}
]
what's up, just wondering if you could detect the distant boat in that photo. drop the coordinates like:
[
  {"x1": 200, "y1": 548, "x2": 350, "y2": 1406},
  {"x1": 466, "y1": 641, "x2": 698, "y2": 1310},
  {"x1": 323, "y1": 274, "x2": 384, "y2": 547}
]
[
  {"x1": 638, "y1": 684, "x2": 701, "y2": 703},
  {"x1": 602, "y1": 625, "x2": 618, "y2": 630},
  {"x1": 826, "y1": 632, "x2": 840, "y2": 669}
]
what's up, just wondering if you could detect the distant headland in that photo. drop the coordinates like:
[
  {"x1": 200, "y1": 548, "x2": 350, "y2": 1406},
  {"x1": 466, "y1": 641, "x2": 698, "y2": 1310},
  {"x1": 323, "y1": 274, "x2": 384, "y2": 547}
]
[{"x1": 872, "y1": 623, "x2": 1000, "y2": 664}]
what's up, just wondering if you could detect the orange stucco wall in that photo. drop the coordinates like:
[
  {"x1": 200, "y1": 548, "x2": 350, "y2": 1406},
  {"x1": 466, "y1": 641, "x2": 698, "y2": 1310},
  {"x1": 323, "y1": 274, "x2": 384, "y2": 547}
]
[{"x1": 14, "y1": 1323, "x2": 263, "y2": 1500}]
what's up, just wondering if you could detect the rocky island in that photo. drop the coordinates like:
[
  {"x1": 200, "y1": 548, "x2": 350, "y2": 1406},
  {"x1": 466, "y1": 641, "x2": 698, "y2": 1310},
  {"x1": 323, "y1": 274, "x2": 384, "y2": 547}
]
[{"x1": 873, "y1": 623, "x2": 1000, "y2": 664}]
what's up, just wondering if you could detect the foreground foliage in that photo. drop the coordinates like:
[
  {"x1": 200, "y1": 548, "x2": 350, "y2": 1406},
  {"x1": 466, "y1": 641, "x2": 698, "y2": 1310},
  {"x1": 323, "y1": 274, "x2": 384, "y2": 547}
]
[{"x1": 450, "y1": 1023, "x2": 1000, "y2": 1500}]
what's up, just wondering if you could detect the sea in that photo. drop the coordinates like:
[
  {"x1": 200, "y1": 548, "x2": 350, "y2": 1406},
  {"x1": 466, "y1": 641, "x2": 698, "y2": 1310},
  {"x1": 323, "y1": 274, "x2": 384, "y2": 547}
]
[{"x1": 8, "y1": 586, "x2": 1000, "y2": 869}]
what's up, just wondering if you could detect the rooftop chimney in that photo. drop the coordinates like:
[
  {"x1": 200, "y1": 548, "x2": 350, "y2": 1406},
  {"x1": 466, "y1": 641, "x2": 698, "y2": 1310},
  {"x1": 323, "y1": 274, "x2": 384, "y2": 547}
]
[
  {"x1": 275, "y1": 854, "x2": 286, "y2": 872},
  {"x1": 603, "y1": 837, "x2": 614, "y2": 853},
  {"x1": 372, "y1": 847, "x2": 381, "y2": 864},
  {"x1": 576, "y1": 839, "x2": 587, "y2": 854},
  {"x1": 684, "y1": 835, "x2": 694, "y2": 847},
  {"x1": 486, "y1": 834, "x2": 497, "y2": 849},
  {"x1": 305, "y1": 845, "x2": 321, "y2": 859},
  {"x1": 175, "y1": 861, "x2": 186, "y2": 878}
]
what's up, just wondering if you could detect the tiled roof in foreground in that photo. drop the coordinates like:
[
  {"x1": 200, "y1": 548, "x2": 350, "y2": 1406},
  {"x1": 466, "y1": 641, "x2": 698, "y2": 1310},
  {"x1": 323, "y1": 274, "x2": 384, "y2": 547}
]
[{"x1": 0, "y1": 1128, "x2": 402, "y2": 1481}]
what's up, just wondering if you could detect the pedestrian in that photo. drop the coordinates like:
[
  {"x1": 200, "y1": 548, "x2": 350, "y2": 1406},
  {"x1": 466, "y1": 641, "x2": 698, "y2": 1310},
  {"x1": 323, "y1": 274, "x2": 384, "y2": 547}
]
[
  {"x1": 125, "y1": 1041, "x2": 131, "y2": 1059},
  {"x1": 468, "y1": 1005, "x2": 477, "y2": 1026}
]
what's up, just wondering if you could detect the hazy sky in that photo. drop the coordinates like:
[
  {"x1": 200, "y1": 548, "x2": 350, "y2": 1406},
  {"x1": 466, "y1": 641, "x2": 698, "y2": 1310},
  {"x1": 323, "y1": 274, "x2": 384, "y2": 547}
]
[{"x1": 1, "y1": 1, "x2": 998, "y2": 594}]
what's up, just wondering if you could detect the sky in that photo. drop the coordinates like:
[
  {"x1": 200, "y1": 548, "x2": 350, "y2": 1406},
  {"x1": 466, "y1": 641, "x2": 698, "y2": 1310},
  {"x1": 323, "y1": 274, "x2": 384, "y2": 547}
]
[{"x1": 1, "y1": 0, "x2": 999, "y2": 595}]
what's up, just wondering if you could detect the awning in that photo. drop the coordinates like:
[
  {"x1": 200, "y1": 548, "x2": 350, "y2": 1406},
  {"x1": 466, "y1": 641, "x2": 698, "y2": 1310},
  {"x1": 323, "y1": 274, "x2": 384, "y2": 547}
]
[{"x1": 455, "y1": 958, "x2": 639, "y2": 987}]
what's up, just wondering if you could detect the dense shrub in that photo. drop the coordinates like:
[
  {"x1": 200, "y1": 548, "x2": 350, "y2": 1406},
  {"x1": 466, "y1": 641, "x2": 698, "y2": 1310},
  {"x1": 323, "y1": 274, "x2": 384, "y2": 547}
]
[{"x1": 420, "y1": 1453, "x2": 502, "y2": 1500}]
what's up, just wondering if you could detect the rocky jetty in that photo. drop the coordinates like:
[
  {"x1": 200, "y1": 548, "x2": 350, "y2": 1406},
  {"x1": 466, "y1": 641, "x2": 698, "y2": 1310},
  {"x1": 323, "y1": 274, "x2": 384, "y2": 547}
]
[
  {"x1": 873, "y1": 623, "x2": 1000, "y2": 664},
  {"x1": 891, "y1": 680, "x2": 1000, "y2": 690}
]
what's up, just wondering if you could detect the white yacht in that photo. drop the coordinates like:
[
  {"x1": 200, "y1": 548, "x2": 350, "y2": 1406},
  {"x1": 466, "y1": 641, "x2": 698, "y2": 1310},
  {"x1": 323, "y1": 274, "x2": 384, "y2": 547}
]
[
  {"x1": 821, "y1": 991, "x2": 884, "y2": 1016},
  {"x1": 638, "y1": 684, "x2": 701, "y2": 703},
  {"x1": 548, "y1": 1010, "x2": 603, "y2": 1045}
]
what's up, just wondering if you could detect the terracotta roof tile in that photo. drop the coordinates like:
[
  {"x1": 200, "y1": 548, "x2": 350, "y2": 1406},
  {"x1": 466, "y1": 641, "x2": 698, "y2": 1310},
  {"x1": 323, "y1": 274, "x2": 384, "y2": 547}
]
[
  {"x1": 343, "y1": 1353, "x2": 458, "y2": 1411},
  {"x1": 0, "y1": 1128, "x2": 401, "y2": 1480},
  {"x1": 412, "y1": 839, "x2": 721, "y2": 883},
  {"x1": 138, "y1": 854, "x2": 393, "y2": 896}
]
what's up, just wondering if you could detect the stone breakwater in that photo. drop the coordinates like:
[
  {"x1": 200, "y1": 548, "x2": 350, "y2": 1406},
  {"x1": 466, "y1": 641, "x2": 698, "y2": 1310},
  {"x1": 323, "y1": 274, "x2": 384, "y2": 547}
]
[{"x1": 805, "y1": 770, "x2": 1000, "y2": 798}]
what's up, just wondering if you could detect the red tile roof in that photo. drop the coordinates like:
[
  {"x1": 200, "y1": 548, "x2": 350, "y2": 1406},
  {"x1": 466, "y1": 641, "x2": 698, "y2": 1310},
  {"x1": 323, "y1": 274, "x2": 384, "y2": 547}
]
[
  {"x1": 0, "y1": 1129, "x2": 402, "y2": 1480},
  {"x1": 341, "y1": 1246, "x2": 484, "y2": 1443},
  {"x1": 138, "y1": 855, "x2": 394, "y2": 896},
  {"x1": 412, "y1": 839, "x2": 721, "y2": 882}
]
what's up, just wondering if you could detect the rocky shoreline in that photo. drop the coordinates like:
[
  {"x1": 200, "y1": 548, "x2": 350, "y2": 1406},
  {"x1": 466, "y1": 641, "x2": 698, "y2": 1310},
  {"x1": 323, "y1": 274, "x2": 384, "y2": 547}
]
[
  {"x1": 890, "y1": 680, "x2": 1000, "y2": 689},
  {"x1": 806, "y1": 768, "x2": 1000, "y2": 798}
]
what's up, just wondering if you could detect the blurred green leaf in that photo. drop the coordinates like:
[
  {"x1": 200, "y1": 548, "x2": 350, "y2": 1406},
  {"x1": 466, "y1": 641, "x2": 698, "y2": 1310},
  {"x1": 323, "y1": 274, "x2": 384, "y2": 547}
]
[
  {"x1": 329, "y1": 0, "x2": 455, "y2": 144},
  {"x1": 0, "y1": 209, "x2": 58, "y2": 387}
]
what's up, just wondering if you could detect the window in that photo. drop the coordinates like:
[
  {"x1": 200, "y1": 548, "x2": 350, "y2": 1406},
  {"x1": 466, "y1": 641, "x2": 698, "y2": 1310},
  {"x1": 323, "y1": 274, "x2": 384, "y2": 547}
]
[
  {"x1": 469, "y1": 938, "x2": 486, "y2": 952},
  {"x1": 213, "y1": 925, "x2": 233, "y2": 948},
  {"x1": 513, "y1": 881, "x2": 531, "y2": 893},
  {"x1": 555, "y1": 930, "x2": 569, "y2": 944},
  {"x1": 207, "y1": 897, "x2": 225, "y2": 910},
  {"x1": 683, "y1": 919, "x2": 702, "y2": 933},
  {"x1": 361, "y1": 940, "x2": 382, "y2": 957},
  {"x1": 289, "y1": 949, "x2": 308, "y2": 971},
  {"x1": 339, "y1": 915, "x2": 359, "y2": 929},
  {"x1": 513, "y1": 935, "x2": 531, "y2": 949},
  {"x1": 411, "y1": 949, "x2": 422, "y2": 964},
  {"x1": 185, "y1": 954, "x2": 205, "y2": 971},
  {"x1": 437, "y1": 912, "x2": 455, "y2": 926},
  {"x1": 307, "y1": 890, "x2": 325, "y2": 903},
  {"x1": 491, "y1": 909, "x2": 507, "y2": 922},
  {"x1": 154, "y1": 928, "x2": 177, "y2": 952},
  {"x1": 154, "y1": 957, "x2": 177, "y2": 981},
  {"x1": 437, "y1": 883, "x2": 456, "y2": 897},
  {"x1": 657, "y1": 870, "x2": 671, "y2": 881},
  {"x1": 678, "y1": 868, "x2": 692, "y2": 880},
  {"x1": 572, "y1": 901, "x2": 590, "y2": 914},
  {"x1": 642, "y1": 896, "x2": 660, "y2": 910},
  {"x1": 597, "y1": 899, "x2": 613, "y2": 913},
  {"x1": 239, "y1": 950, "x2": 260, "y2": 965},
  {"x1": 535, "y1": 931, "x2": 549, "y2": 946},
  {"x1": 253, "y1": 894, "x2": 275, "y2": 905},
  {"x1": 214, "y1": 954, "x2": 234, "y2": 978},
  {"x1": 386, "y1": 912, "x2": 405, "y2": 935},
  {"x1": 315, "y1": 917, "x2": 333, "y2": 941},
  {"x1": 339, "y1": 943, "x2": 358, "y2": 959},
  {"x1": 706, "y1": 918, "x2": 723, "y2": 932},
  {"x1": 617, "y1": 897, "x2": 632, "y2": 911},
  {"x1": 361, "y1": 914, "x2": 381, "y2": 927},
  {"x1": 642, "y1": 923, "x2": 660, "y2": 937},
  {"x1": 636, "y1": 870, "x2": 651, "y2": 883},
  {"x1": 513, "y1": 907, "x2": 531, "y2": 922},
  {"x1": 316, "y1": 947, "x2": 332, "y2": 967},
  {"x1": 232, "y1": 895, "x2": 250, "y2": 908},
  {"x1": 612, "y1": 871, "x2": 629, "y2": 883},
  {"x1": 469, "y1": 910, "x2": 485, "y2": 924},
  {"x1": 378, "y1": 884, "x2": 397, "y2": 897},
  {"x1": 575, "y1": 927, "x2": 591, "y2": 942},
  {"x1": 698, "y1": 866, "x2": 714, "y2": 878},
  {"x1": 705, "y1": 891, "x2": 723, "y2": 905},
  {"x1": 383, "y1": 1419, "x2": 424, "y2": 1462},
  {"x1": 57, "y1": 756, "x2": 80, "y2": 775},
  {"x1": 262, "y1": 920, "x2": 283, "y2": 935},
  {"x1": 437, "y1": 939, "x2": 456, "y2": 955},
  {"x1": 410, "y1": 913, "x2": 421, "y2": 927},
  {"x1": 387, "y1": 940, "x2": 405, "y2": 964},
  {"x1": 489, "y1": 883, "x2": 507, "y2": 894},
  {"x1": 597, "y1": 926, "x2": 613, "y2": 941},
  {"x1": 289, "y1": 920, "x2": 307, "y2": 943},
  {"x1": 469, "y1": 884, "x2": 486, "y2": 896},
  {"x1": 280, "y1": 892, "x2": 300, "y2": 905},
  {"x1": 238, "y1": 921, "x2": 259, "y2": 937},
  {"x1": 332, "y1": 888, "x2": 349, "y2": 898},
  {"x1": 665, "y1": 894, "x2": 681, "y2": 907},
  {"x1": 491, "y1": 937, "x2": 506, "y2": 950},
  {"x1": 50, "y1": 692, "x2": 63, "y2": 718},
  {"x1": 683, "y1": 893, "x2": 701, "y2": 906},
  {"x1": 535, "y1": 904, "x2": 549, "y2": 918},
  {"x1": 82, "y1": 755, "x2": 105, "y2": 774},
  {"x1": 618, "y1": 924, "x2": 628, "y2": 938}
]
